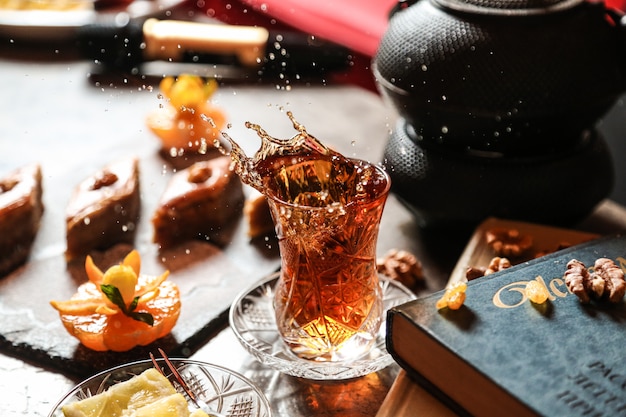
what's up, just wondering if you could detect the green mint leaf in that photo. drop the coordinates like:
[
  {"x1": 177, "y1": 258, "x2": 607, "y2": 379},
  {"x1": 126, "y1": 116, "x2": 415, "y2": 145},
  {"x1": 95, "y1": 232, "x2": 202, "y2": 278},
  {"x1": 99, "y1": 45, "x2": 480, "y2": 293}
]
[
  {"x1": 130, "y1": 312, "x2": 155, "y2": 326},
  {"x1": 100, "y1": 284, "x2": 154, "y2": 326},
  {"x1": 100, "y1": 284, "x2": 128, "y2": 313},
  {"x1": 128, "y1": 296, "x2": 139, "y2": 312}
]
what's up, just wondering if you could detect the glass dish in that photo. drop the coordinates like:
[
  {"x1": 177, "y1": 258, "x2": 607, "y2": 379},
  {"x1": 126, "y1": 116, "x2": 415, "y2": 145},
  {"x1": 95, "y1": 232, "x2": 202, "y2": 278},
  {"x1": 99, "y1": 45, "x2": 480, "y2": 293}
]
[
  {"x1": 47, "y1": 358, "x2": 272, "y2": 417},
  {"x1": 229, "y1": 272, "x2": 416, "y2": 380}
]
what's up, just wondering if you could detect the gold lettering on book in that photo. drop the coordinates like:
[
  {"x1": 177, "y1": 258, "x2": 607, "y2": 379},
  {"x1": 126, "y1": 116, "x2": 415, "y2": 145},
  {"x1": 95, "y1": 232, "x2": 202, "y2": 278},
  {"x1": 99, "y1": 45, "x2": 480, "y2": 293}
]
[{"x1": 493, "y1": 276, "x2": 571, "y2": 308}]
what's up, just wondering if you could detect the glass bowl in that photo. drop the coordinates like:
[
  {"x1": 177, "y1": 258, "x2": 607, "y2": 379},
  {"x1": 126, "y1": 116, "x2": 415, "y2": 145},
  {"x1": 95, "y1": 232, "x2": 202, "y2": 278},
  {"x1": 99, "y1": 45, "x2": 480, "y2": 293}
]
[{"x1": 47, "y1": 358, "x2": 272, "y2": 417}]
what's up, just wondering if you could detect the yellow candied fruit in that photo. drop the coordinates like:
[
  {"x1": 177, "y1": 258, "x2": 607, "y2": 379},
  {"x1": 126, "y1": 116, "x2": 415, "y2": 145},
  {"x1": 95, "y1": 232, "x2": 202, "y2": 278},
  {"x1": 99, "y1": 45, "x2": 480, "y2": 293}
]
[
  {"x1": 525, "y1": 277, "x2": 549, "y2": 304},
  {"x1": 436, "y1": 281, "x2": 467, "y2": 310},
  {"x1": 160, "y1": 75, "x2": 218, "y2": 111}
]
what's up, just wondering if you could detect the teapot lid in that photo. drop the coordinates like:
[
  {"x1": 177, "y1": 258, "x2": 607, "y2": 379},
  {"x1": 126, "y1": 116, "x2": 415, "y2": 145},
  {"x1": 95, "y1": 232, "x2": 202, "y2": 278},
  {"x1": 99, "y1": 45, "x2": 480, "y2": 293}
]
[{"x1": 433, "y1": 0, "x2": 584, "y2": 15}]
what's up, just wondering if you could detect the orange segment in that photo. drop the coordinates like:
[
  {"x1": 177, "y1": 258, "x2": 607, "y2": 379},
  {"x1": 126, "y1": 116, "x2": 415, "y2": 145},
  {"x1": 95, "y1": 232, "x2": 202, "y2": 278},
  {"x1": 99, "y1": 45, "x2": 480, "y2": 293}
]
[
  {"x1": 50, "y1": 298, "x2": 104, "y2": 315},
  {"x1": 136, "y1": 271, "x2": 169, "y2": 298},
  {"x1": 85, "y1": 255, "x2": 104, "y2": 285},
  {"x1": 123, "y1": 249, "x2": 141, "y2": 277}
]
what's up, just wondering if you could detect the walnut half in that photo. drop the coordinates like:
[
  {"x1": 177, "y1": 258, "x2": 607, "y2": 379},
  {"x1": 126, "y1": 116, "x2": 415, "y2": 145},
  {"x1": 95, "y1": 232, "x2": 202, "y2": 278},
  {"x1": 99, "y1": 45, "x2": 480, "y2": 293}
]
[
  {"x1": 593, "y1": 258, "x2": 626, "y2": 303},
  {"x1": 377, "y1": 249, "x2": 424, "y2": 291},
  {"x1": 485, "y1": 228, "x2": 532, "y2": 258},
  {"x1": 564, "y1": 259, "x2": 591, "y2": 304}
]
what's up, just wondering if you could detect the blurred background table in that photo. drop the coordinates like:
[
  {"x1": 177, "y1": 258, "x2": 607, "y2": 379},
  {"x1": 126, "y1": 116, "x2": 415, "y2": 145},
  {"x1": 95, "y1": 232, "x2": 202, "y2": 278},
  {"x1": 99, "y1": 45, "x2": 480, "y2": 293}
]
[{"x1": 2, "y1": 1, "x2": 626, "y2": 417}]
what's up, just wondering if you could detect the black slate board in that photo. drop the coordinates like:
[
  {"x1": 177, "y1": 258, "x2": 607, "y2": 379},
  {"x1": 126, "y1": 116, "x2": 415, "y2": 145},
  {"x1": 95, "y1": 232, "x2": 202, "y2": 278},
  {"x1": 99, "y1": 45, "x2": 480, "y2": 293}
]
[
  {"x1": 0, "y1": 240, "x2": 279, "y2": 379},
  {"x1": 0, "y1": 145, "x2": 280, "y2": 379}
]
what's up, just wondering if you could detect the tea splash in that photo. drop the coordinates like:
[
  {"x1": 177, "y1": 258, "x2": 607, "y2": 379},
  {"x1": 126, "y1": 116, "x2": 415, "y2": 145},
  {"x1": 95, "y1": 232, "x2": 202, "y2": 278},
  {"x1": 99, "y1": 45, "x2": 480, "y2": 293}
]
[
  {"x1": 220, "y1": 111, "x2": 387, "y2": 209},
  {"x1": 221, "y1": 112, "x2": 390, "y2": 361}
]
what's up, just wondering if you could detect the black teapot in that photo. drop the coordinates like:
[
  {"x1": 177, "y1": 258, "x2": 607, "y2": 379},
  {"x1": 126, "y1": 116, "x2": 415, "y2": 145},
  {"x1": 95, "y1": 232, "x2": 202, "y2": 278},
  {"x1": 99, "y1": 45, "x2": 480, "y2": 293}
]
[{"x1": 373, "y1": 0, "x2": 626, "y2": 228}]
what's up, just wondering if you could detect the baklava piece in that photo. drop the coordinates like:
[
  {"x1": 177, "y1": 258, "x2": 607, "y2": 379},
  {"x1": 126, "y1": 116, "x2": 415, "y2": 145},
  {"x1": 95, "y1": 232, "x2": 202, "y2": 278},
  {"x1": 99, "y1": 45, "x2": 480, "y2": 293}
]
[
  {"x1": 0, "y1": 164, "x2": 44, "y2": 276},
  {"x1": 65, "y1": 157, "x2": 141, "y2": 261},
  {"x1": 152, "y1": 156, "x2": 244, "y2": 248},
  {"x1": 244, "y1": 190, "x2": 275, "y2": 239}
]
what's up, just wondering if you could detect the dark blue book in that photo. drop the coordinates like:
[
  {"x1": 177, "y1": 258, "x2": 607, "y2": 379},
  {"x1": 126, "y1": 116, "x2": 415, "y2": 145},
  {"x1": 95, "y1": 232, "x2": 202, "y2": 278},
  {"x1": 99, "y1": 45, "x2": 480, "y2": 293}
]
[{"x1": 386, "y1": 234, "x2": 626, "y2": 417}]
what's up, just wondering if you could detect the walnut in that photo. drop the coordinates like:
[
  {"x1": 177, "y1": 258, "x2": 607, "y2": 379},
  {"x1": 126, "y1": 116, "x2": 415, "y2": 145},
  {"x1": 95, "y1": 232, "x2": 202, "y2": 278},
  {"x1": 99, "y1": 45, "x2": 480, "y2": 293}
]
[
  {"x1": 377, "y1": 249, "x2": 424, "y2": 290},
  {"x1": 485, "y1": 256, "x2": 511, "y2": 276},
  {"x1": 485, "y1": 228, "x2": 532, "y2": 258},
  {"x1": 564, "y1": 259, "x2": 591, "y2": 304},
  {"x1": 564, "y1": 258, "x2": 626, "y2": 304},
  {"x1": 465, "y1": 266, "x2": 486, "y2": 281},
  {"x1": 90, "y1": 170, "x2": 118, "y2": 190},
  {"x1": 187, "y1": 164, "x2": 212, "y2": 183},
  {"x1": 534, "y1": 241, "x2": 572, "y2": 258},
  {"x1": 465, "y1": 256, "x2": 511, "y2": 280},
  {"x1": 593, "y1": 258, "x2": 626, "y2": 303}
]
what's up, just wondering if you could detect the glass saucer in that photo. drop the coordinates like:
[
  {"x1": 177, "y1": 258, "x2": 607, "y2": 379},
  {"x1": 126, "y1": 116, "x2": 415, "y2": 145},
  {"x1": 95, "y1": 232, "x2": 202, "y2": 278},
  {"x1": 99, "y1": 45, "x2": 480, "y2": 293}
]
[
  {"x1": 47, "y1": 358, "x2": 272, "y2": 417},
  {"x1": 229, "y1": 272, "x2": 416, "y2": 380}
]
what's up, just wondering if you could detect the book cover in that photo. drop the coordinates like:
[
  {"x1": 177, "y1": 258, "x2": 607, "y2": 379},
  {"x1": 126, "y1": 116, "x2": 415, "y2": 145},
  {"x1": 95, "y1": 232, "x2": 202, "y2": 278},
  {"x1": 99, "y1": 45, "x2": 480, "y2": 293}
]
[{"x1": 386, "y1": 234, "x2": 626, "y2": 417}]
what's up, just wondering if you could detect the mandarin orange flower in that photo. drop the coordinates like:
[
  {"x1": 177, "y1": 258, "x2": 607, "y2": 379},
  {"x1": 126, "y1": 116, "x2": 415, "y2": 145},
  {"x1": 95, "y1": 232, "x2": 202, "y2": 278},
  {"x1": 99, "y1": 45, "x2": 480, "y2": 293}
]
[
  {"x1": 50, "y1": 250, "x2": 181, "y2": 352},
  {"x1": 146, "y1": 74, "x2": 226, "y2": 153}
]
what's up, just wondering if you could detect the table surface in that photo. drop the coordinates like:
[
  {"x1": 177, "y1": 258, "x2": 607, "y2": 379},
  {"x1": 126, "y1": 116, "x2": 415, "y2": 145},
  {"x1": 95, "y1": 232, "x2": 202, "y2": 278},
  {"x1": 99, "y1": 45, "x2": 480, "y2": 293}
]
[
  {"x1": 0, "y1": 12, "x2": 422, "y2": 416},
  {"x1": 2, "y1": 5, "x2": 626, "y2": 417}
]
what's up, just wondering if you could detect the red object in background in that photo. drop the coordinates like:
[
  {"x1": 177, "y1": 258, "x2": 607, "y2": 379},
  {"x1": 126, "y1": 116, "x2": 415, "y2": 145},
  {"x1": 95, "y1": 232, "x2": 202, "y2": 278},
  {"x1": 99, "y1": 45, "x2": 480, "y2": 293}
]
[
  {"x1": 187, "y1": 0, "x2": 396, "y2": 92},
  {"x1": 237, "y1": 0, "x2": 396, "y2": 58},
  {"x1": 605, "y1": 0, "x2": 626, "y2": 9},
  {"x1": 191, "y1": 0, "x2": 395, "y2": 57}
]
